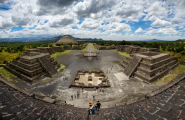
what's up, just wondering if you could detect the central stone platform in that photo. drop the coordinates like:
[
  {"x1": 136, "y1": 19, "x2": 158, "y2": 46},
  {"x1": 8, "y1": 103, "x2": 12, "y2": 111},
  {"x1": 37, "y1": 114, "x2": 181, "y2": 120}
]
[
  {"x1": 83, "y1": 52, "x2": 97, "y2": 57},
  {"x1": 70, "y1": 70, "x2": 110, "y2": 88}
]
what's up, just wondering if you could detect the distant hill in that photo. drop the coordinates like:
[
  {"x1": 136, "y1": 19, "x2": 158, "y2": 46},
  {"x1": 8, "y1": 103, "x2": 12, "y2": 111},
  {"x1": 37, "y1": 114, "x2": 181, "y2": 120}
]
[
  {"x1": 76, "y1": 38, "x2": 104, "y2": 42},
  {"x1": 131, "y1": 39, "x2": 173, "y2": 42},
  {"x1": 56, "y1": 35, "x2": 78, "y2": 44},
  {"x1": 176, "y1": 39, "x2": 185, "y2": 42}
]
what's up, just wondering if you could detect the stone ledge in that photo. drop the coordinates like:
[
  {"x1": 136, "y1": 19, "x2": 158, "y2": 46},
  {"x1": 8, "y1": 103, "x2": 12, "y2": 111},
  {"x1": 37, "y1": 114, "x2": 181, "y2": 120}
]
[{"x1": 146, "y1": 72, "x2": 185, "y2": 98}]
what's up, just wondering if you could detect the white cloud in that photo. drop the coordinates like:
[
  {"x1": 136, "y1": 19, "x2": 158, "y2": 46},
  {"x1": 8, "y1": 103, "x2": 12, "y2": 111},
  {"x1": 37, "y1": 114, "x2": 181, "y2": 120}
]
[
  {"x1": 145, "y1": 27, "x2": 177, "y2": 35},
  {"x1": 80, "y1": 18, "x2": 99, "y2": 29},
  {"x1": 135, "y1": 27, "x2": 143, "y2": 33},
  {"x1": 0, "y1": 0, "x2": 184, "y2": 40},
  {"x1": 151, "y1": 19, "x2": 172, "y2": 27}
]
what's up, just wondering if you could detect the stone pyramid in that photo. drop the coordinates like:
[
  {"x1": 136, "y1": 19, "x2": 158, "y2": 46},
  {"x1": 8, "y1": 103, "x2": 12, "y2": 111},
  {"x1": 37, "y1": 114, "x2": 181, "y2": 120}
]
[{"x1": 56, "y1": 36, "x2": 78, "y2": 44}]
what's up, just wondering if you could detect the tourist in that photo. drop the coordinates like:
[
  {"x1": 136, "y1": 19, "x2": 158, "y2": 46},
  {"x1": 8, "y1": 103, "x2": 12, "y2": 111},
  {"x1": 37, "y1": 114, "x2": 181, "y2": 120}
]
[
  {"x1": 90, "y1": 104, "x2": 96, "y2": 115},
  {"x1": 94, "y1": 87, "x2": 96, "y2": 91},
  {"x1": 71, "y1": 95, "x2": 73, "y2": 100},
  {"x1": 93, "y1": 95, "x2": 95, "y2": 101},
  {"x1": 102, "y1": 87, "x2": 104, "y2": 93},
  {"x1": 74, "y1": 94, "x2": 76, "y2": 99},
  {"x1": 99, "y1": 87, "x2": 101, "y2": 92},
  {"x1": 82, "y1": 86, "x2": 84, "y2": 92},
  {"x1": 96, "y1": 101, "x2": 101, "y2": 111},
  {"x1": 77, "y1": 91, "x2": 80, "y2": 99},
  {"x1": 87, "y1": 105, "x2": 91, "y2": 115},
  {"x1": 88, "y1": 102, "x2": 93, "y2": 115}
]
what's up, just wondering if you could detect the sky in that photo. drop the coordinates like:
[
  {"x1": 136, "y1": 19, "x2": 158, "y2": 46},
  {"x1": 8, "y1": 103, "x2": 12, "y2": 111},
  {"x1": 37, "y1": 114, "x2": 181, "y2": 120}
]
[{"x1": 0, "y1": 0, "x2": 185, "y2": 41}]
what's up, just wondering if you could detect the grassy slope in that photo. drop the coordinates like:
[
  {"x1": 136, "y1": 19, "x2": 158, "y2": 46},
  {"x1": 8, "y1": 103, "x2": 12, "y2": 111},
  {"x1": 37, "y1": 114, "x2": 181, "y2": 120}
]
[
  {"x1": 114, "y1": 50, "x2": 130, "y2": 57},
  {"x1": 51, "y1": 50, "x2": 71, "y2": 59},
  {"x1": 0, "y1": 51, "x2": 24, "y2": 64},
  {"x1": 92, "y1": 44, "x2": 98, "y2": 50},
  {"x1": 81, "y1": 44, "x2": 89, "y2": 51},
  {"x1": 154, "y1": 64, "x2": 185, "y2": 83},
  {"x1": 0, "y1": 67, "x2": 16, "y2": 81}
]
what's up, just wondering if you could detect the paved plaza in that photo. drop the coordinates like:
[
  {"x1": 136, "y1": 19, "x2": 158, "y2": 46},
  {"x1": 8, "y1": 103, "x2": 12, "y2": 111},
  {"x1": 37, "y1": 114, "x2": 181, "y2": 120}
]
[{"x1": 9, "y1": 44, "x2": 168, "y2": 108}]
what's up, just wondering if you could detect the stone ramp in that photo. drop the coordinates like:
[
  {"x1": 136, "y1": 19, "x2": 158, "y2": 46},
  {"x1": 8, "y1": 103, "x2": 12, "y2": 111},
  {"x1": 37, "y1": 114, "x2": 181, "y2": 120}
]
[
  {"x1": 124, "y1": 56, "x2": 142, "y2": 77},
  {"x1": 38, "y1": 56, "x2": 57, "y2": 77}
]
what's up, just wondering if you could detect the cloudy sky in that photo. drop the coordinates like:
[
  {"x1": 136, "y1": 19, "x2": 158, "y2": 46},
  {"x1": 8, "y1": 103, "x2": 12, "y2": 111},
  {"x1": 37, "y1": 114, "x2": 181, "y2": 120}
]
[{"x1": 0, "y1": 0, "x2": 185, "y2": 40}]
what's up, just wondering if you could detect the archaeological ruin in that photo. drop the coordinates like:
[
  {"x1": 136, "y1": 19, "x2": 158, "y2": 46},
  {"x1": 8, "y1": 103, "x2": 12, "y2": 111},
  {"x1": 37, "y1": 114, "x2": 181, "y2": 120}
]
[
  {"x1": 1, "y1": 43, "x2": 184, "y2": 120},
  {"x1": 5, "y1": 50, "x2": 60, "y2": 83},
  {"x1": 70, "y1": 70, "x2": 110, "y2": 88},
  {"x1": 119, "y1": 45, "x2": 178, "y2": 83}
]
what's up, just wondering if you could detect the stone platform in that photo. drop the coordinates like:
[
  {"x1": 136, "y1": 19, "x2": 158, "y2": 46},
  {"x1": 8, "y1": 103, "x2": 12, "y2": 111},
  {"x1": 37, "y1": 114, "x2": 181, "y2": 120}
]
[
  {"x1": 70, "y1": 70, "x2": 110, "y2": 88},
  {"x1": 83, "y1": 53, "x2": 97, "y2": 57}
]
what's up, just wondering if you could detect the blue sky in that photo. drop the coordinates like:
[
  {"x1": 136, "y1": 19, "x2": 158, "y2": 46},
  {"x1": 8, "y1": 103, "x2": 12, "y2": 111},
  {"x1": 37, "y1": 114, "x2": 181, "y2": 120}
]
[{"x1": 0, "y1": 0, "x2": 185, "y2": 40}]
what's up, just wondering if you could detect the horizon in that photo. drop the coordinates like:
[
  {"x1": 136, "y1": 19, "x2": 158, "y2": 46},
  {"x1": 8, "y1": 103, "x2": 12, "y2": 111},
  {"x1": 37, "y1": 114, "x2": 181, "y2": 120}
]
[{"x1": 0, "y1": 0, "x2": 185, "y2": 41}]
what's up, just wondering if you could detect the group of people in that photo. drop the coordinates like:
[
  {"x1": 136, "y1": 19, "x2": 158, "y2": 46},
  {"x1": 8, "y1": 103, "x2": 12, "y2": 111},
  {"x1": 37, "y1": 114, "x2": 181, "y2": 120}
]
[
  {"x1": 71, "y1": 91, "x2": 80, "y2": 100},
  {"x1": 94, "y1": 86, "x2": 104, "y2": 93},
  {"x1": 87, "y1": 101, "x2": 101, "y2": 115}
]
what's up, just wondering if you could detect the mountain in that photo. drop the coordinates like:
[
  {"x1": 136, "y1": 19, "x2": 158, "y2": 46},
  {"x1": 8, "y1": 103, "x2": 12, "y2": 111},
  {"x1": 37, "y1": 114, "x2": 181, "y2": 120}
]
[
  {"x1": 131, "y1": 39, "x2": 173, "y2": 42},
  {"x1": 176, "y1": 39, "x2": 185, "y2": 42},
  {"x1": 76, "y1": 38, "x2": 104, "y2": 41}
]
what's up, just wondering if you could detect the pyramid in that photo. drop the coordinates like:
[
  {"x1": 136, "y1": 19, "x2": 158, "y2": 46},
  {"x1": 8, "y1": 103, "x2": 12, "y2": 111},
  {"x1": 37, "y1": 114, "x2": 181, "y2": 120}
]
[{"x1": 56, "y1": 36, "x2": 78, "y2": 44}]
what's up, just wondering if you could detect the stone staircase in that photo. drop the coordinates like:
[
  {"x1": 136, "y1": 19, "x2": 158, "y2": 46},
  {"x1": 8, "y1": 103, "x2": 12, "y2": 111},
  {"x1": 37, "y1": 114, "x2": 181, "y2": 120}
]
[
  {"x1": 124, "y1": 56, "x2": 142, "y2": 77},
  {"x1": 38, "y1": 56, "x2": 57, "y2": 77},
  {"x1": 47, "y1": 48, "x2": 56, "y2": 54},
  {"x1": 0, "y1": 78, "x2": 185, "y2": 120}
]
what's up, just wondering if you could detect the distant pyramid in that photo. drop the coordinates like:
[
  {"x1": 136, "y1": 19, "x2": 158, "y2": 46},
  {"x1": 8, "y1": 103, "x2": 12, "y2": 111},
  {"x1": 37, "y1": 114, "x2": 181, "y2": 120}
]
[{"x1": 56, "y1": 35, "x2": 78, "y2": 44}]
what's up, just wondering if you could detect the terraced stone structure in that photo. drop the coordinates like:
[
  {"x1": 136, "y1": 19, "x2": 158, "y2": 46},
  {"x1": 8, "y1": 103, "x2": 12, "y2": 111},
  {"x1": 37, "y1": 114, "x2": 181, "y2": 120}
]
[
  {"x1": 37, "y1": 47, "x2": 56, "y2": 54},
  {"x1": 70, "y1": 70, "x2": 110, "y2": 88},
  {"x1": 63, "y1": 45, "x2": 72, "y2": 50},
  {"x1": 5, "y1": 51, "x2": 60, "y2": 83},
  {"x1": 121, "y1": 51, "x2": 178, "y2": 83},
  {"x1": 53, "y1": 46, "x2": 64, "y2": 52},
  {"x1": 93, "y1": 44, "x2": 116, "y2": 50},
  {"x1": 117, "y1": 45, "x2": 160, "y2": 54}
]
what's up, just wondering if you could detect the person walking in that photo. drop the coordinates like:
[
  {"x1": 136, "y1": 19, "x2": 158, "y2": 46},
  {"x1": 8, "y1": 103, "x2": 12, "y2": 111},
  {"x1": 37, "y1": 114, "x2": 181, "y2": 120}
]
[
  {"x1": 99, "y1": 87, "x2": 101, "y2": 92},
  {"x1": 88, "y1": 102, "x2": 93, "y2": 115},
  {"x1": 71, "y1": 95, "x2": 73, "y2": 100},
  {"x1": 90, "y1": 104, "x2": 96, "y2": 115},
  {"x1": 93, "y1": 95, "x2": 95, "y2": 101},
  {"x1": 74, "y1": 94, "x2": 76, "y2": 99},
  {"x1": 94, "y1": 87, "x2": 96, "y2": 91},
  {"x1": 96, "y1": 101, "x2": 101, "y2": 111},
  {"x1": 82, "y1": 86, "x2": 84, "y2": 92},
  {"x1": 102, "y1": 87, "x2": 104, "y2": 93}
]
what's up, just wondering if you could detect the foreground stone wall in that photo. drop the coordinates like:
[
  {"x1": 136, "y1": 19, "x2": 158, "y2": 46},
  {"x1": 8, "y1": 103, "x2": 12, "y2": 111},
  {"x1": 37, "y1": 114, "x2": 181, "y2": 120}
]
[{"x1": 0, "y1": 73, "x2": 185, "y2": 119}]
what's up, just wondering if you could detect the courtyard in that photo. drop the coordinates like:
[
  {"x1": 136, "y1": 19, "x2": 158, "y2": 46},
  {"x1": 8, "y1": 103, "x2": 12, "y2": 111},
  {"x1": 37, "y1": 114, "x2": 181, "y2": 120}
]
[{"x1": 3, "y1": 44, "x2": 178, "y2": 108}]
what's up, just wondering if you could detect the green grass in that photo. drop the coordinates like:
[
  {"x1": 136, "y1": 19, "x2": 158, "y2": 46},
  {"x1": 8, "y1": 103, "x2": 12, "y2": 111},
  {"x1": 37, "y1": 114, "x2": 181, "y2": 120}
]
[
  {"x1": 0, "y1": 67, "x2": 16, "y2": 81},
  {"x1": 51, "y1": 50, "x2": 71, "y2": 58},
  {"x1": 57, "y1": 64, "x2": 66, "y2": 72},
  {"x1": 81, "y1": 45, "x2": 89, "y2": 51},
  {"x1": 114, "y1": 50, "x2": 130, "y2": 57},
  {"x1": 92, "y1": 44, "x2": 98, "y2": 50},
  {"x1": 154, "y1": 64, "x2": 185, "y2": 83},
  {"x1": 0, "y1": 51, "x2": 24, "y2": 64}
]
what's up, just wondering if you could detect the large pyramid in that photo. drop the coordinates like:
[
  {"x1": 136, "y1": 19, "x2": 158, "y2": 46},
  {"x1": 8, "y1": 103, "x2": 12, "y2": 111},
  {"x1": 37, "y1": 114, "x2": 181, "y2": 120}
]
[{"x1": 56, "y1": 35, "x2": 78, "y2": 44}]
